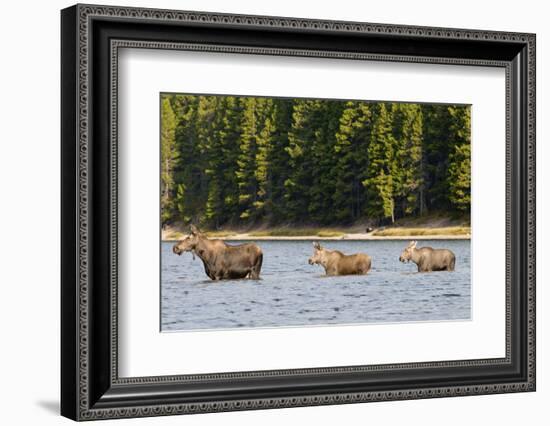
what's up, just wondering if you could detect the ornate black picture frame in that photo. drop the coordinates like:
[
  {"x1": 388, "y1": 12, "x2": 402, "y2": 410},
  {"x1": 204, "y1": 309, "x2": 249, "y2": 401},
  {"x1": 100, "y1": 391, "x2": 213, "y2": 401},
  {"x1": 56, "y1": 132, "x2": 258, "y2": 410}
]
[{"x1": 61, "y1": 3, "x2": 536, "y2": 421}]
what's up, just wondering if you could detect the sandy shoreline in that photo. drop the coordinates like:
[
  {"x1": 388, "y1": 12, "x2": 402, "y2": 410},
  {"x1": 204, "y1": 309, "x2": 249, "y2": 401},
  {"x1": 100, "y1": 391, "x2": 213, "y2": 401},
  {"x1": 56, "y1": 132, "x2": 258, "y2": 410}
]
[{"x1": 162, "y1": 233, "x2": 470, "y2": 242}]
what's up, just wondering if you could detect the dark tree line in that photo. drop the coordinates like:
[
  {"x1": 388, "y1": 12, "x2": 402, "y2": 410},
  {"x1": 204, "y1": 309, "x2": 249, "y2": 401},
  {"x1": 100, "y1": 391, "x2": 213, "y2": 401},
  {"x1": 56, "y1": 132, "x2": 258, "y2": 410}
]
[{"x1": 161, "y1": 94, "x2": 470, "y2": 228}]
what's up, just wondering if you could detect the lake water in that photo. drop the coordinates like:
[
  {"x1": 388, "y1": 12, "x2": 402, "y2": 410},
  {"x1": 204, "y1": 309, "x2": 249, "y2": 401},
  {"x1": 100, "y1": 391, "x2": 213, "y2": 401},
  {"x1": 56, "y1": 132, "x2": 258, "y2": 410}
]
[{"x1": 161, "y1": 239, "x2": 471, "y2": 332}]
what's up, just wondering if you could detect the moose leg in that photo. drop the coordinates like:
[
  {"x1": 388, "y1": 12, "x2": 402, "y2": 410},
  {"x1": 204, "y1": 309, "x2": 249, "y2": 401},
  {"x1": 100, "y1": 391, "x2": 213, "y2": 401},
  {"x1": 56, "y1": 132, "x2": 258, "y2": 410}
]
[
  {"x1": 447, "y1": 257, "x2": 456, "y2": 271},
  {"x1": 326, "y1": 267, "x2": 337, "y2": 276},
  {"x1": 249, "y1": 253, "x2": 263, "y2": 280}
]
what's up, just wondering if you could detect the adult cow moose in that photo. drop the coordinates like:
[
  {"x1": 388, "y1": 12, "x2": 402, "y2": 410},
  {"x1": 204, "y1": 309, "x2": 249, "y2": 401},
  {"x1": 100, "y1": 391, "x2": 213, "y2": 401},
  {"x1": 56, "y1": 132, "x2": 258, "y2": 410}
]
[
  {"x1": 308, "y1": 242, "x2": 372, "y2": 276},
  {"x1": 399, "y1": 240, "x2": 456, "y2": 272},
  {"x1": 172, "y1": 225, "x2": 263, "y2": 280}
]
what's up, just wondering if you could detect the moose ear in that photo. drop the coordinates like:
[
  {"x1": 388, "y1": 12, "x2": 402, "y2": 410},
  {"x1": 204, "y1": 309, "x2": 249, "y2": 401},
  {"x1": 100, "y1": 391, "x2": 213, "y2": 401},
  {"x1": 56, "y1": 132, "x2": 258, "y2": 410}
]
[
  {"x1": 190, "y1": 224, "x2": 199, "y2": 235},
  {"x1": 412, "y1": 241, "x2": 417, "y2": 248},
  {"x1": 313, "y1": 241, "x2": 321, "y2": 249}
]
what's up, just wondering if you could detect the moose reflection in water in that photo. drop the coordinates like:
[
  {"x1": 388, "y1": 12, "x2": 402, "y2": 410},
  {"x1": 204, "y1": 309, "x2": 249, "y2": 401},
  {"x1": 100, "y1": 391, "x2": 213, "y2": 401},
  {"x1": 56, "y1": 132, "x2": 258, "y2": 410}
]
[
  {"x1": 172, "y1": 225, "x2": 263, "y2": 280},
  {"x1": 308, "y1": 242, "x2": 372, "y2": 276},
  {"x1": 399, "y1": 240, "x2": 456, "y2": 272}
]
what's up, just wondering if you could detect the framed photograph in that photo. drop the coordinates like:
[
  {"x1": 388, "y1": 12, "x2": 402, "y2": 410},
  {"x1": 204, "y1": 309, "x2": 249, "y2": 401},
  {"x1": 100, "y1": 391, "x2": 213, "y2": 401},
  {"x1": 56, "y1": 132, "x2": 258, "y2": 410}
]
[{"x1": 61, "y1": 4, "x2": 536, "y2": 421}]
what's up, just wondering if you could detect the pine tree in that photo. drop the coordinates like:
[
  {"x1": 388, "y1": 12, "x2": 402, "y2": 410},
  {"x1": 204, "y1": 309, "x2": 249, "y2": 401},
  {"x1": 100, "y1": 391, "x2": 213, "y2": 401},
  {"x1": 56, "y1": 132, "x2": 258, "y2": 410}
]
[
  {"x1": 217, "y1": 96, "x2": 243, "y2": 224},
  {"x1": 332, "y1": 101, "x2": 372, "y2": 223},
  {"x1": 171, "y1": 95, "x2": 202, "y2": 224},
  {"x1": 236, "y1": 97, "x2": 261, "y2": 221},
  {"x1": 253, "y1": 99, "x2": 276, "y2": 221},
  {"x1": 392, "y1": 103, "x2": 424, "y2": 217},
  {"x1": 265, "y1": 99, "x2": 293, "y2": 224},
  {"x1": 362, "y1": 103, "x2": 397, "y2": 223},
  {"x1": 421, "y1": 104, "x2": 454, "y2": 212},
  {"x1": 160, "y1": 96, "x2": 177, "y2": 224},
  {"x1": 192, "y1": 96, "x2": 224, "y2": 226},
  {"x1": 447, "y1": 106, "x2": 471, "y2": 213},
  {"x1": 284, "y1": 100, "x2": 324, "y2": 223},
  {"x1": 306, "y1": 101, "x2": 344, "y2": 224}
]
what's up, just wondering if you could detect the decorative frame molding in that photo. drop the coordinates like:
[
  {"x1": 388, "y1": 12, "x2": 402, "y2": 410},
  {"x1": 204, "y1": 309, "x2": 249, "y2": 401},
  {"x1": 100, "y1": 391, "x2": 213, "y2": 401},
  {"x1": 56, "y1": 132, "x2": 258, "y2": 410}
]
[{"x1": 61, "y1": 3, "x2": 536, "y2": 421}]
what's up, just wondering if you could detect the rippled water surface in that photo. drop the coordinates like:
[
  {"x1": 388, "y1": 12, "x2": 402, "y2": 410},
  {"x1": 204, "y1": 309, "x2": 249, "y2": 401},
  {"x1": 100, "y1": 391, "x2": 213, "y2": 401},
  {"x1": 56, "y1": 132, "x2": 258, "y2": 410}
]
[{"x1": 161, "y1": 239, "x2": 470, "y2": 331}]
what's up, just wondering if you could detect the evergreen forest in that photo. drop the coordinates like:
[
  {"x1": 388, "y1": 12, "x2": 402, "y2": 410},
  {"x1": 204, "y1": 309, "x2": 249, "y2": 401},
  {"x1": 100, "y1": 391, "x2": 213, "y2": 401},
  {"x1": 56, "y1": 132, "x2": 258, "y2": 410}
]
[{"x1": 160, "y1": 93, "x2": 471, "y2": 229}]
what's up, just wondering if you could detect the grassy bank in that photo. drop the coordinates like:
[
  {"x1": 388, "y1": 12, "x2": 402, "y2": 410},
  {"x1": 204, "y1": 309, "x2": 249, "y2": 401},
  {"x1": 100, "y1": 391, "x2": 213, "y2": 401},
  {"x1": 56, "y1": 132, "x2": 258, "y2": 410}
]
[
  {"x1": 163, "y1": 230, "x2": 238, "y2": 240},
  {"x1": 163, "y1": 223, "x2": 470, "y2": 241},
  {"x1": 249, "y1": 228, "x2": 345, "y2": 238},
  {"x1": 161, "y1": 213, "x2": 470, "y2": 241},
  {"x1": 372, "y1": 226, "x2": 470, "y2": 237},
  {"x1": 163, "y1": 228, "x2": 346, "y2": 240}
]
